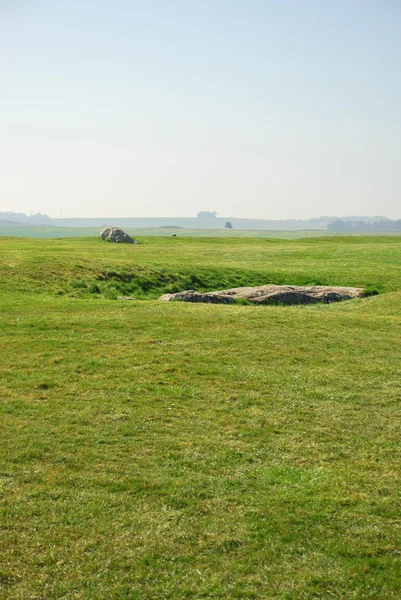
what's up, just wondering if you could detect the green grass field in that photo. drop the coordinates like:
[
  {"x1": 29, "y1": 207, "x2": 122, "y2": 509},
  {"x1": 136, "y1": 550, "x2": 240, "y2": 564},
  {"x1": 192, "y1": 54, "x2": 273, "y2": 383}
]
[
  {"x1": 0, "y1": 226, "x2": 337, "y2": 239},
  {"x1": 1, "y1": 226, "x2": 401, "y2": 240},
  {"x1": 1, "y1": 236, "x2": 401, "y2": 598}
]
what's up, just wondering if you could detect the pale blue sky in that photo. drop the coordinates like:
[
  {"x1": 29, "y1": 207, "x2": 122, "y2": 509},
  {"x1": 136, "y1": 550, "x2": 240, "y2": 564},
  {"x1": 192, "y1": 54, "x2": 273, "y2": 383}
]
[{"x1": 1, "y1": 0, "x2": 401, "y2": 218}]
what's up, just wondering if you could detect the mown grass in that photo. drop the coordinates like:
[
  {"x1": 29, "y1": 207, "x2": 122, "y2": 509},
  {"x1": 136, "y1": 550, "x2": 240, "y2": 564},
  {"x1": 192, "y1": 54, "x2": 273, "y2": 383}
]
[
  {"x1": 1, "y1": 235, "x2": 399, "y2": 298},
  {"x1": 0, "y1": 226, "x2": 335, "y2": 239},
  {"x1": 2, "y1": 225, "x2": 401, "y2": 240},
  {"x1": 1, "y1": 236, "x2": 401, "y2": 598}
]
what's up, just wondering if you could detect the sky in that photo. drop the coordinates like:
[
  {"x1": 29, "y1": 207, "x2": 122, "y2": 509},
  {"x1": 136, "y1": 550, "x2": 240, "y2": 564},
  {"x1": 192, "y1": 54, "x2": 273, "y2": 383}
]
[{"x1": 1, "y1": 0, "x2": 401, "y2": 219}]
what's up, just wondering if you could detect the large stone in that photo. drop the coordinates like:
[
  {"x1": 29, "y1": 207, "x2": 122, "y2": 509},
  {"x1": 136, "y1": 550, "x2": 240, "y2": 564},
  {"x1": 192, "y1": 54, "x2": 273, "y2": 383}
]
[
  {"x1": 159, "y1": 285, "x2": 364, "y2": 305},
  {"x1": 100, "y1": 226, "x2": 138, "y2": 244}
]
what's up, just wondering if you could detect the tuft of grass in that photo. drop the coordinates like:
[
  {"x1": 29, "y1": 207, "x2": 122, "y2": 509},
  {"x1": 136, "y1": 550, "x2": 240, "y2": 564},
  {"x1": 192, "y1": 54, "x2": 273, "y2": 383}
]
[
  {"x1": 363, "y1": 285, "x2": 381, "y2": 297},
  {"x1": 234, "y1": 297, "x2": 252, "y2": 306}
]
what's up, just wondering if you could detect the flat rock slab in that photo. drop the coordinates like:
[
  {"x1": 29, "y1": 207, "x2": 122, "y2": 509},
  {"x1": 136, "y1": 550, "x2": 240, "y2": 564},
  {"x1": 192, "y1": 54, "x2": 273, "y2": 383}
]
[{"x1": 159, "y1": 285, "x2": 364, "y2": 306}]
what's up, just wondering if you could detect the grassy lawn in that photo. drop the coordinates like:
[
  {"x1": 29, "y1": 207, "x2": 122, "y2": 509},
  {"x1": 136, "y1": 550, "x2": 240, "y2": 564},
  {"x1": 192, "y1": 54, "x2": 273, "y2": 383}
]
[
  {"x1": 0, "y1": 226, "x2": 337, "y2": 239},
  {"x1": 3, "y1": 225, "x2": 401, "y2": 239},
  {"x1": 1, "y1": 236, "x2": 401, "y2": 598}
]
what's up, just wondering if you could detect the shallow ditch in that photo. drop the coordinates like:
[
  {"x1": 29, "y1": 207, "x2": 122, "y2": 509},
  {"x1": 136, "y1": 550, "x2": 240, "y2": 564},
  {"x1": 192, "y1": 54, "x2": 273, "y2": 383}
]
[{"x1": 59, "y1": 267, "x2": 380, "y2": 302}]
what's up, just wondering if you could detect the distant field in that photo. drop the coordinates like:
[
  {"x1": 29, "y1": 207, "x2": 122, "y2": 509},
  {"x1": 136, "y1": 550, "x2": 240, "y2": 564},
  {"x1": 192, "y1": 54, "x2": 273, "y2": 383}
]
[
  {"x1": 0, "y1": 225, "x2": 336, "y2": 239},
  {"x1": 2, "y1": 225, "x2": 401, "y2": 239},
  {"x1": 1, "y1": 235, "x2": 401, "y2": 598}
]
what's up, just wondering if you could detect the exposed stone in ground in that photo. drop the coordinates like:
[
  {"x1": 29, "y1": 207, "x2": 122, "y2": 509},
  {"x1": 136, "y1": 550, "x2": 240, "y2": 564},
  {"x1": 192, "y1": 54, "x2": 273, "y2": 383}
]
[
  {"x1": 100, "y1": 226, "x2": 139, "y2": 244},
  {"x1": 159, "y1": 285, "x2": 364, "y2": 305},
  {"x1": 118, "y1": 296, "x2": 137, "y2": 301}
]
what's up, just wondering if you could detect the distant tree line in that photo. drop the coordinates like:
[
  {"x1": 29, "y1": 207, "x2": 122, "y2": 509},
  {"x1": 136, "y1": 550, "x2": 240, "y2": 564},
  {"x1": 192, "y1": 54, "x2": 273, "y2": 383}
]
[
  {"x1": 327, "y1": 219, "x2": 401, "y2": 233},
  {"x1": 197, "y1": 211, "x2": 217, "y2": 218},
  {"x1": 0, "y1": 212, "x2": 51, "y2": 225}
]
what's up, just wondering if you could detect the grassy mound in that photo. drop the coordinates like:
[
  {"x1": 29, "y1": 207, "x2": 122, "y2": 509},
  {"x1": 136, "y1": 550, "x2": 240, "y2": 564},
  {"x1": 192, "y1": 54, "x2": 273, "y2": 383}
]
[{"x1": 0, "y1": 235, "x2": 393, "y2": 299}]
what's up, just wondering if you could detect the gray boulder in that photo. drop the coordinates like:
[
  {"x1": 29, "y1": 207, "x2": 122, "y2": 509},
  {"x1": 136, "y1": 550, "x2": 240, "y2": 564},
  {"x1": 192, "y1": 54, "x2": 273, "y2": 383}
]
[
  {"x1": 100, "y1": 226, "x2": 138, "y2": 244},
  {"x1": 159, "y1": 285, "x2": 364, "y2": 306}
]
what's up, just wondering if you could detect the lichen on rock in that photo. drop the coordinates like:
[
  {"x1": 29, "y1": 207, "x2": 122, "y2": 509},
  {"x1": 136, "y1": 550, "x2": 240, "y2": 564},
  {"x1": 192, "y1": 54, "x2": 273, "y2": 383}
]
[{"x1": 159, "y1": 285, "x2": 364, "y2": 305}]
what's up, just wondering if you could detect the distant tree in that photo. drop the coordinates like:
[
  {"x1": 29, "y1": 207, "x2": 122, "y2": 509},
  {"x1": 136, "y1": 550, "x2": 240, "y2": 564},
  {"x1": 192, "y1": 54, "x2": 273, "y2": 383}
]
[
  {"x1": 29, "y1": 213, "x2": 52, "y2": 224},
  {"x1": 225, "y1": 221, "x2": 233, "y2": 229},
  {"x1": 327, "y1": 219, "x2": 377, "y2": 233},
  {"x1": 374, "y1": 219, "x2": 395, "y2": 232},
  {"x1": 0, "y1": 212, "x2": 51, "y2": 225},
  {"x1": 327, "y1": 219, "x2": 348, "y2": 232},
  {"x1": 351, "y1": 221, "x2": 370, "y2": 232},
  {"x1": 197, "y1": 211, "x2": 217, "y2": 218}
]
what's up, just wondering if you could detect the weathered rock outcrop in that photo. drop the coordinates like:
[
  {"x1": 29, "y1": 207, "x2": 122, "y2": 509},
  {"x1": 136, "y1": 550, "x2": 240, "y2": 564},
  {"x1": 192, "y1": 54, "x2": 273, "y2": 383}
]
[
  {"x1": 159, "y1": 285, "x2": 364, "y2": 305},
  {"x1": 100, "y1": 226, "x2": 138, "y2": 244}
]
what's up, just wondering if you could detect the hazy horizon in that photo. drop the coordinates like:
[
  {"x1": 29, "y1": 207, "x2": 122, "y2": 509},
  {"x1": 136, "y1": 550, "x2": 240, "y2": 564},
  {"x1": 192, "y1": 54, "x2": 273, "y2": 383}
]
[
  {"x1": 2, "y1": 1, "x2": 401, "y2": 219},
  {"x1": 1, "y1": 210, "x2": 397, "y2": 224}
]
